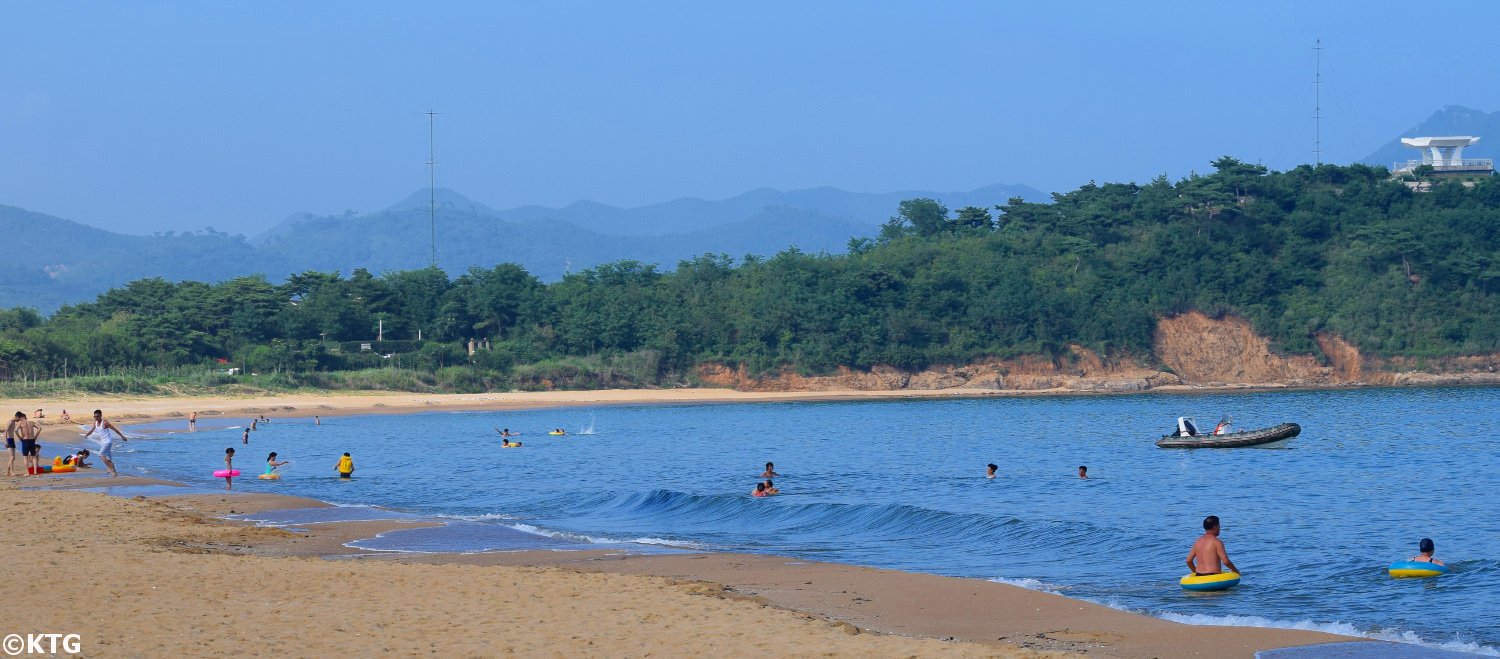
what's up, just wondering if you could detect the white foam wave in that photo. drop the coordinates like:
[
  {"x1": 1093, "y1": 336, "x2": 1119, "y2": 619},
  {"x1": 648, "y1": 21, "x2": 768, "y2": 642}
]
[
  {"x1": 436, "y1": 512, "x2": 522, "y2": 521},
  {"x1": 506, "y1": 523, "x2": 705, "y2": 549},
  {"x1": 987, "y1": 576, "x2": 1065, "y2": 593},
  {"x1": 1156, "y1": 612, "x2": 1500, "y2": 656}
]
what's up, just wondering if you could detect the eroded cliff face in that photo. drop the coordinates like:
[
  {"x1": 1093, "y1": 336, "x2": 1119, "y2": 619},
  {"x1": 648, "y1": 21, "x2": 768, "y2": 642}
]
[
  {"x1": 1152, "y1": 312, "x2": 1331, "y2": 385},
  {"x1": 694, "y1": 311, "x2": 1500, "y2": 392}
]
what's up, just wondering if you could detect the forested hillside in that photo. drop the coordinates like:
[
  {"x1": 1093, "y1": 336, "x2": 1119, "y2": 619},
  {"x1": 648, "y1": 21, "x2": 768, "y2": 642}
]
[{"x1": 3, "y1": 160, "x2": 1498, "y2": 392}]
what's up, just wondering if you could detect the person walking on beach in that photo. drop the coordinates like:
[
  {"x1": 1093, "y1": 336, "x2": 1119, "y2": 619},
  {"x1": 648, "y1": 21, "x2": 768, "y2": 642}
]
[
  {"x1": 335, "y1": 452, "x2": 354, "y2": 479},
  {"x1": 4, "y1": 412, "x2": 19, "y2": 477},
  {"x1": 761, "y1": 462, "x2": 779, "y2": 477},
  {"x1": 83, "y1": 409, "x2": 128, "y2": 477},
  {"x1": 223, "y1": 448, "x2": 236, "y2": 491},
  {"x1": 1186, "y1": 515, "x2": 1239, "y2": 576},
  {"x1": 1410, "y1": 538, "x2": 1445, "y2": 566}
]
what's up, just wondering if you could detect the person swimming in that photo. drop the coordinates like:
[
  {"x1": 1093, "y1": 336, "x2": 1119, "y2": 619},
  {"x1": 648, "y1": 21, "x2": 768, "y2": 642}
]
[
  {"x1": 502, "y1": 438, "x2": 523, "y2": 447},
  {"x1": 761, "y1": 462, "x2": 779, "y2": 477},
  {"x1": 752, "y1": 482, "x2": 768, "y2": 497},
  {"x1": 1411, "y1": 538, "x2": 1445, "y2": 566},
  {"x1": 986, "y1": 463, "x2": 997, "y2": 479},
  {"x1": 1078, "y1": 465, "x2": 1088, "y2": 479}
]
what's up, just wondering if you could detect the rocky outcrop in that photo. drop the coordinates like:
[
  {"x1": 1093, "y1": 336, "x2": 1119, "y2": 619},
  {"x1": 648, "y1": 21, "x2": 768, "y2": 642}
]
[{"x1": 694, "y1": 311, "x2": 1500, "y2": 393}]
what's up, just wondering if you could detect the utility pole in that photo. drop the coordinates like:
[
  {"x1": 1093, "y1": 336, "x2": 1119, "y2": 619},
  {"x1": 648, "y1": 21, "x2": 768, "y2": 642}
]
[
  {"x1": 427, "y1": 110, "x2": 440, "y2": 267},
  {"x1": 1313, "y1": 39, "x2": 1323, "y2": 166}
]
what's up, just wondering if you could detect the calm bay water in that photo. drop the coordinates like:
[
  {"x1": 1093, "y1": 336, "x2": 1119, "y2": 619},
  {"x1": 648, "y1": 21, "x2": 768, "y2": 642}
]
[{"x1": 96, "y1": 387, "x2": 1498, "y2": 652}]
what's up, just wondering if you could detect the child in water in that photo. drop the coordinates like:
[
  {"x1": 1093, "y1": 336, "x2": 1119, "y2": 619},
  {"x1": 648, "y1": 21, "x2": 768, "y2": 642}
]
[
  {"x1": 502, "y1": 438, "x2": 523, "y2": 447},
  {"x1": 752, "y1": 482, "x2": 768, "y2": 497},
  {"x1": 335, "y1": 452, "x2": 354, "y2": 479},
  {"x1": 224, "y1": 448, "x2": 235, "y2": 490},
  {"x1": 265, "y1": 452, "x2": 288, "y2": 478},
  {"x1": 64, "y1": 449, "x2": 91, "y2": 468},
  {"x1": 763, "y1": 479, "x2": 779, "y2": 495},
  {"x1": 242, "y1": 428, "x2": 250, "y2": 445}
]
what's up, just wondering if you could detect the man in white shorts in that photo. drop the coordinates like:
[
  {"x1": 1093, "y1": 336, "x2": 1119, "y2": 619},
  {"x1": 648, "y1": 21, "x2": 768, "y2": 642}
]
[{"x1": 83, "y1": 409, "x2": 129, "y2": 477}]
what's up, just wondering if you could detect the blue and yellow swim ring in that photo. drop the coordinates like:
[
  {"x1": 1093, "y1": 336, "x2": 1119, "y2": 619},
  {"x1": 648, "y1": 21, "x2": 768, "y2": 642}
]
[
  {"x1": 1388, "y1": 561, "x2": 1447, "y2": 578},
  {"x1": 1180, "y1": 572, "x2": 1240, "y2": 591}
]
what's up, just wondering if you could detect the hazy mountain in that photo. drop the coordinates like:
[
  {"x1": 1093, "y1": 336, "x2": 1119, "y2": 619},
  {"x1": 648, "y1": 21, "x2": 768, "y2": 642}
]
[
  {"x1": 260, "y1": 183, "x2": 1049, "y2": 239},
  {"x1": 250, "y1": 184, "x2": 1048, "y2": 279},
  {"x1": 0, "y1": 205, "x2": 291, "y2": 312},
  {"x1": 5, "y1": 182, "x2": 1047, "y2": 312},
  {"x1": 1361, "y1": 105, "x2": 1500, "y2": 168}
]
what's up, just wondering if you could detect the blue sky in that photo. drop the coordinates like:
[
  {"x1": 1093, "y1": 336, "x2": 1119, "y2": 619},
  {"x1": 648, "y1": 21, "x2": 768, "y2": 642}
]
[{"x1": 4, "y1": 1, "x2": 1500, "y2": 235}]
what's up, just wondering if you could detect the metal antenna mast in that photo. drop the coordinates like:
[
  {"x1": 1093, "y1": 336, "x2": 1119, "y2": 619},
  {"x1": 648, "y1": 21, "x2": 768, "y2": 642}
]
[
  {"x1": 1313, "y1": 39, "x2": 1323, "y2": 166},
  {"x1": 426, "y1": 110, "x2": 439, "y2": 267}
]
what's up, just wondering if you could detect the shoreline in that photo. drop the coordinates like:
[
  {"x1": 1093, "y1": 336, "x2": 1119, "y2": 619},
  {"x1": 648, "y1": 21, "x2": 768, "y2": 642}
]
[
  {"x1": 9, "y1": 470, "x2": 1382, "y2": 657},
  {"x1": 14, "y1": 380, "x2": 1490, "y2": 430}
]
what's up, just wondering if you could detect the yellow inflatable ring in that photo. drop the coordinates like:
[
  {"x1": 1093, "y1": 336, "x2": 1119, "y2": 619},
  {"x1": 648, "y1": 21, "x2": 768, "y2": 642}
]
[
  {"x1": 1388, "y1": 561, "x2": 1447, "y2": 578},
  {"x1": 1180, "y1": 572, "x2": 1240, "y2": 591}
]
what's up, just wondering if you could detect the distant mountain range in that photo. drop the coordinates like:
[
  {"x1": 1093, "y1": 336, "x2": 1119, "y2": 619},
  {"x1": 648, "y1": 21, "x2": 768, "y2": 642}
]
[
  {"x1": 1, "y1": 183, "x2": 1046, "y2": 312},
  {"x1": 1361, "y1": 105, "x2": 1500, "y2": 167}
]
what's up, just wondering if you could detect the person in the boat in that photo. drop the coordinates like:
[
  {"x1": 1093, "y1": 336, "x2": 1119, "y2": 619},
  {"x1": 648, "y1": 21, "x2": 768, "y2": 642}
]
[
  {"x1": 1410, "y1": 538, "x2": 1444, "y2": 566},
  {"x1": 1213, "y1": 418, "x2": 1232, "y2": 435},
  {"x1": 1176, "y1": 417, "x2": 1199, "y2": 437},
  {"x1": 1186, "y1": 515, "x2": 1239, "y2": 576}
]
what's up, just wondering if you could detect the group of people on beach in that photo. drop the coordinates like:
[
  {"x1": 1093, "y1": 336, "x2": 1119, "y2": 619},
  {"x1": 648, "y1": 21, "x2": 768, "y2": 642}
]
[
  {"x1": 6, "y1": 409, "x2": 126, "y2": 477},
  {"x1": 219, "y1": 416, "x2": 351, "y2": 489}
]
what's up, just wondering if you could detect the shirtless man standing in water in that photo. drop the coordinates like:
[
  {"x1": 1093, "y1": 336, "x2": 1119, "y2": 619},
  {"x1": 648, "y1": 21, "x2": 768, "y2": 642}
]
[{"x1": 1186, "y1": 515, "x2": 1240, "y2": 576}]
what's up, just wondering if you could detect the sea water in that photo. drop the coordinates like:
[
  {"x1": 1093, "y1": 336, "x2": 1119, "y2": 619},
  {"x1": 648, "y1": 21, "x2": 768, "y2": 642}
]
[{"x1": 93, "y1": 387, "x2": 1499, "y2": 652}]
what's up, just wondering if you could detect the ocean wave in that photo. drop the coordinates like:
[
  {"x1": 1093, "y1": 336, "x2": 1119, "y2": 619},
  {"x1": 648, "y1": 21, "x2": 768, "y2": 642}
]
[
  {"x1": 506, "y1": 523, "x2": 706, "y2": 550},
  {"x1": 550, "y1": 488, "x2": 1115, "y2": 553},
  {"x1": 1156, "y1": 612, "x2": 1500, "y2": 656},
  {"x1": 436, "y1": 512, "x2": 523, "y2": 521},
  {"x1": 987, "y1": 576, "x2": 1068, "y2": 593}
]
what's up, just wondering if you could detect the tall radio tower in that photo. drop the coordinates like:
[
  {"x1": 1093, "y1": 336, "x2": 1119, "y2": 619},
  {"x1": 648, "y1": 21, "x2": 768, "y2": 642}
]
[
  {"x1": 426, "y1": 110, "x2": 440, "y2": 267},
  {"x1": 1313, "y1": 39, "x2": 1323, "y2": 166}
]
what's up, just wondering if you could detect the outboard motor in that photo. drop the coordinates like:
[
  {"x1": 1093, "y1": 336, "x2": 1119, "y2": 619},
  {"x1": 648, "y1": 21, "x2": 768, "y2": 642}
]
[{"x1": 1178, "y1": 416, "x2": 1198, "y2": 437}]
